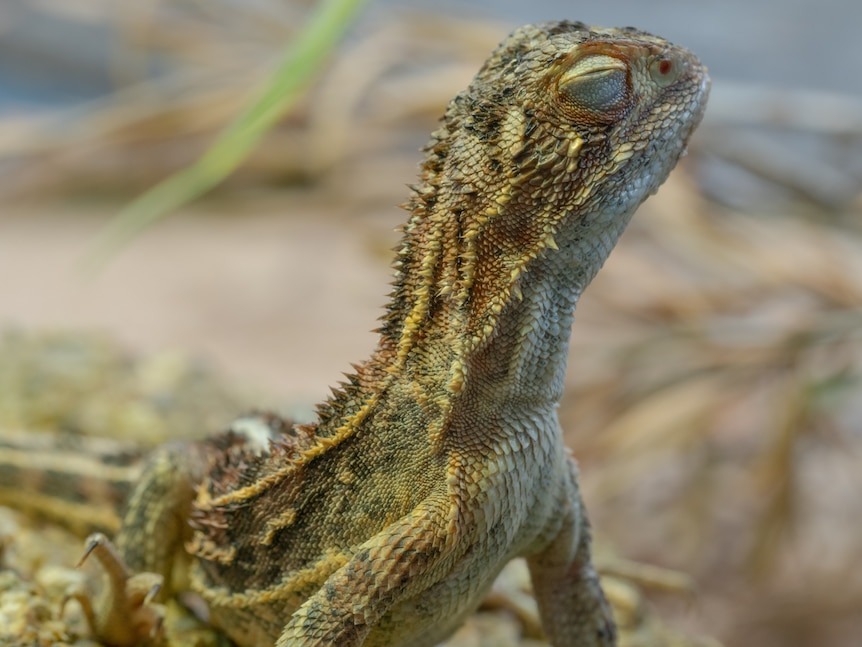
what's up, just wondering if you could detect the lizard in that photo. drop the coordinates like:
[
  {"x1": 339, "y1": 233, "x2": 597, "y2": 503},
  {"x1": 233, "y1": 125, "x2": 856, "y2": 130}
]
[{"x1": 0, "y1": 20, "x2": 709, "y2": 647}]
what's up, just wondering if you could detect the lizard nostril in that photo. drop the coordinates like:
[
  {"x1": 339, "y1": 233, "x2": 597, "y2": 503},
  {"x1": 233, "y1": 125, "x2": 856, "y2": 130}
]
[{"x1": 650, "y1": 57, "x2": 683, "y2": 87}]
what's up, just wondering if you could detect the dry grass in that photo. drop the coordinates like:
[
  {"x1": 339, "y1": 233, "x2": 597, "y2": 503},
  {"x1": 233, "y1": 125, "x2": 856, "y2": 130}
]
[{"x1": 565, "y1": 175, "x2": 862, "y2": 647}]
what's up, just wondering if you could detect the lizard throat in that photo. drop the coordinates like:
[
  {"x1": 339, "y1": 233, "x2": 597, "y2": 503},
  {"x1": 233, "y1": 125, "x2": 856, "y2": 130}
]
[{"x1": 373, "y1": 195, "x2": 637, "y2": 430}]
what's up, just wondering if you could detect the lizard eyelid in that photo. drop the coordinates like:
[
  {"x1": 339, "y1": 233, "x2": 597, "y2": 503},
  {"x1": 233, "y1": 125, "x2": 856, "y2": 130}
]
[{"x1": 557, "y1": 54, "x2": 630, "y2": 118}]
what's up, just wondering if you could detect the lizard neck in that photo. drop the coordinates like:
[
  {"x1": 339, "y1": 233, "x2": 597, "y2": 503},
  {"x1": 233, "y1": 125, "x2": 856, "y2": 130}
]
[
  {"x1": 327, "y1": 190, "x2": 638, "y2": 444},
  {"x1": 312, "y1": 125, "x2": 640, "y2": 443},
  {"x1": 389, "y1": 197, "x2": 636, "y2": 420}
]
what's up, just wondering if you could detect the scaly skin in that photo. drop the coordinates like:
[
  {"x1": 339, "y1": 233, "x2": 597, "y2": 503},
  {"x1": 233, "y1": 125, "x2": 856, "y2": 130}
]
[{"x1": 0, "y1": 21, "x2": 709, "y2": 647}]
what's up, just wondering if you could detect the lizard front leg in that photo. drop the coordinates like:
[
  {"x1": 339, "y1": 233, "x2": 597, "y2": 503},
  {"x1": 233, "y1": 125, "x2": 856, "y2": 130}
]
[
  {"x1": 527, "y1": 458, "x2": 616, "y2": 647},
  {"x1": 81, "y1": 441, "x2": 209, "y2": 646},
  {"x1": 276, "y1": 495, "x2": 455, "y2": 647}
]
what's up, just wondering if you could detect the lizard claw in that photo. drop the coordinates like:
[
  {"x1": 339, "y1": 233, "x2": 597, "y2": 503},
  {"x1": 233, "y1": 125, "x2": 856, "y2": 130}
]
[{"x1": 70, "y1": 532, "x2": 166, "y2": 646}]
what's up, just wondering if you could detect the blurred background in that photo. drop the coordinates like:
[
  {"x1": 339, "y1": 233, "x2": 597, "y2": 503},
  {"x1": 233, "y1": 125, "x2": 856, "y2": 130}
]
[{"x1": 0, "y1": 1, "x2": 860, "y2": 646}]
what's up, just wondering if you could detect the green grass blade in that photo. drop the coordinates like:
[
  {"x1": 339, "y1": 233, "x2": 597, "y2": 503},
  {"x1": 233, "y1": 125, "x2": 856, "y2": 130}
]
[{"x1": 84, "y1": 0, "x2": 368, "y2": 270}]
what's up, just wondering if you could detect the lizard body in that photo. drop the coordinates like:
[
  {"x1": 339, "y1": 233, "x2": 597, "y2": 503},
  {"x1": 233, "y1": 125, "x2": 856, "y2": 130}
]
[{"x1": 0, "y1": 20, "x2": 709, "y2": 647}]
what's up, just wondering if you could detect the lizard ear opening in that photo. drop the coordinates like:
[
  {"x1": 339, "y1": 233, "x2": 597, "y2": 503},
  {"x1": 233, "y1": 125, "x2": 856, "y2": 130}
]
[{"x1": 557, "y1": 54, "x2": 631, "y2": 122}]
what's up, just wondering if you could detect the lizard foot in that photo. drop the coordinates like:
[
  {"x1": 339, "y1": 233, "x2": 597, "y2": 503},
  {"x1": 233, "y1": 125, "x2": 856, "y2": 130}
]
[{"x1": 68, "y1": 532, "x2": 166, "y2": 647}]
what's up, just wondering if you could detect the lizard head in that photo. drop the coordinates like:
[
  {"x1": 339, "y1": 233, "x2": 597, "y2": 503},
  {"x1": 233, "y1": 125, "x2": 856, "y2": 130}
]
[
  {"x1": 533, "y1": 22, "x2": 711, "y2": 220},
  {"x1": 387, "y1": 21, "x2": 709, "y2": 390},
  {"x1": 452, "y1": 20, "x2": 711, "y2": 277}
]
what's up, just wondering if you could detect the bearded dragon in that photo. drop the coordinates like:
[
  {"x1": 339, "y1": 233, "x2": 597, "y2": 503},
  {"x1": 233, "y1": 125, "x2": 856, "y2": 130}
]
[{"x1": 0, "y1": 20, "x2": 709, "y2": 647}]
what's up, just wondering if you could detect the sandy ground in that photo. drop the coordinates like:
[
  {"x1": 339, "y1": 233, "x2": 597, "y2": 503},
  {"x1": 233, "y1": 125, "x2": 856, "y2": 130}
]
[{"x1": 0, "y1": 190, "x2": 408, "y2": 411}]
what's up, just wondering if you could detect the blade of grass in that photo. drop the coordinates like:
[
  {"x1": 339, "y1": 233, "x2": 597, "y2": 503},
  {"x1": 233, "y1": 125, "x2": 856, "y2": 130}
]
[{"x1": 83, "y1": 0, "x2": 368, "y2": 270}]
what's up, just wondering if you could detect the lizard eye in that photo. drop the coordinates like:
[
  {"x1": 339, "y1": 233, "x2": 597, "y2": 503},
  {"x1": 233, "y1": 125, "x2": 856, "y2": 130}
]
[{"x1": 557, "y1": 54, "x2": 630, "y2": 120}]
